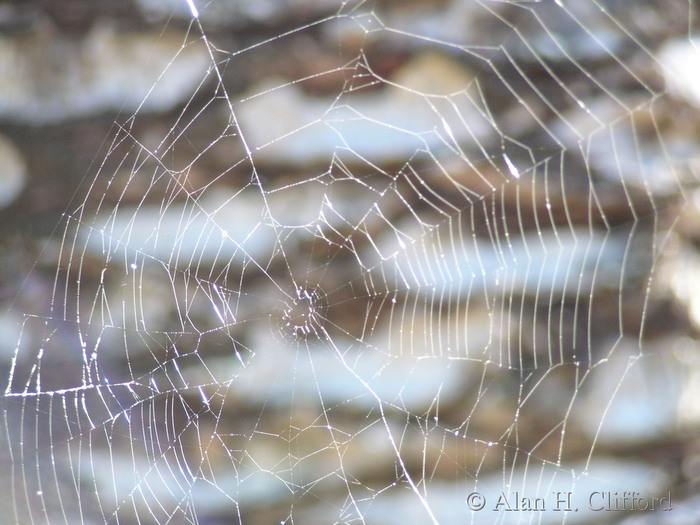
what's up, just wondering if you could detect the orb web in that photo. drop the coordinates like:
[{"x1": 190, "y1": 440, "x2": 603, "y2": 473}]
[{"x1": 2, "y1": 1, "x2": 699, "y2": 524}]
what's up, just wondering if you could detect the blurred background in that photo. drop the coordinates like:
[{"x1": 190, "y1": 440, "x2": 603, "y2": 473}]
[{"x1": 1, "y1": 0, "x2": 700, "y2": 524}]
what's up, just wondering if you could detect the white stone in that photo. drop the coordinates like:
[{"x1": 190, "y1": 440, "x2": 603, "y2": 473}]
[
  {"x1": 552, "y1": 96, "x2": 690, "y2": 194},
  {"x1": 365, "y1": 217, "x2": 629, "y2": 299},
  {"x1": 574, "y1": 338, "x2": 700, "y2": 444},
  {"x1": 202, "y1": 329, "x2": 469, "y2": 414},
  {"x1": 0, "y1": 310, "x2": 22, "y2": 361},
  {"x1": 664, "y1": 242, "x2": 700, "y2": 332},
  {"x1": 659, "y1": 36, "x2": 700, "y2": 109},
  {"x1": 236, "y1": 52, "x2": 494, "y2": 166},
  {"x1": 137, "y1": 0, "x2": 345, "y2": 26},
  {"x1": 302, "y1": 458, "x2": 665, "y2": 524},
  {"x1": 0, "y1": 24, "x2": 209, "y2": 124},
  {"x1": 0, "y1": 134, "x2": 26, "y2": 208},
  {"x1": 82, "y1": 189, "x2": 276, "y2": 269},
  {"x1": 83, "y1": 449, "x2": 284, "y2": 519}
]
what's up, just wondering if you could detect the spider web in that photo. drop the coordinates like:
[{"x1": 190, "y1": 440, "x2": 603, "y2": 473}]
[{"x1": 3, "y1": 0, "x2": 700, "y2": 524}]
